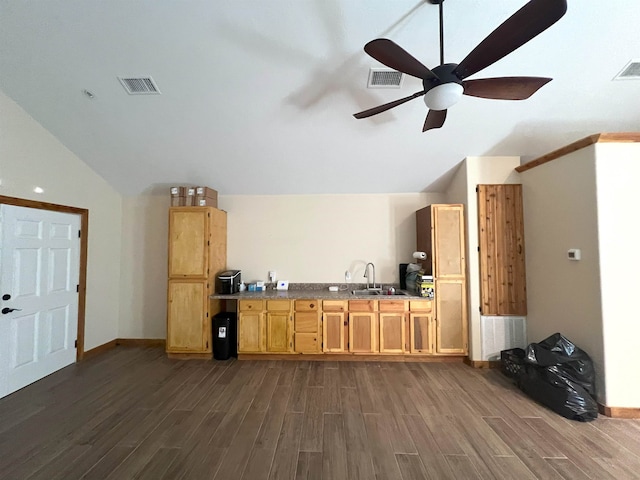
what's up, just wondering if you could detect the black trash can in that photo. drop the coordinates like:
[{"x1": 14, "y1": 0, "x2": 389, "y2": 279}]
[{"x1": 212, "y1": 312, "x2": 237, "y2": 360}]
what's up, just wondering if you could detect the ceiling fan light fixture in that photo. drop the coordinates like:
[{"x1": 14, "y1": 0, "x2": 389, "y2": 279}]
[{"x1": 423, "y1": 82, "x2": 463, "y2": 110}]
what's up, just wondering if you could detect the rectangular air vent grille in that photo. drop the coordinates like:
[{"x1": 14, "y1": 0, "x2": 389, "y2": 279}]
[
  {"x1": 367, "y1": 68, "x2": 403, "y2": 88},
  {"x1": 118, "y1": 76, "x2": 161, "y2": 94},
  {"x1": 614, "y1": 60, "x2": 640, "y2": 80}
]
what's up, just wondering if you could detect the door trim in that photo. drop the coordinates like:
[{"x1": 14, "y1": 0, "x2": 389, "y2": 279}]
[{"x1": 0, "y1": 195, "x2": 88, "y2": 361}]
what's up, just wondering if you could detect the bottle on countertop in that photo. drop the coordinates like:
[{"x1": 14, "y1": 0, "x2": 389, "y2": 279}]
[{"x1": 239, "y1": 282, "x2": 246, "y2": 292}]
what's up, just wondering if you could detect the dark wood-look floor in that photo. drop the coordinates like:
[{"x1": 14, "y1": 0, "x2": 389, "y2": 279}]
[{"x1": 1, "y1": 348, "x2": 640, "y2": 480}]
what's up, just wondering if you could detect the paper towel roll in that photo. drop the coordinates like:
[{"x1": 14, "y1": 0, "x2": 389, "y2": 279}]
[{"x1": 412, "y1": 251, "x2": 427, "y2": 260}]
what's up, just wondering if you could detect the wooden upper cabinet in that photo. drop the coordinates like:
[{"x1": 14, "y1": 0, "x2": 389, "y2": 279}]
[
  {"x1": 416, "y1": 204, "x2": 466, "y2": 278},
  {"x1": 168, "y1": 207, "x2": 227, "y2": 278},
  {"x1": 477, "y1": 185, "x2": 527, "y2": 315},
  {"x1": 432, "y1": 205, "x2": 466, "y2": 278}
]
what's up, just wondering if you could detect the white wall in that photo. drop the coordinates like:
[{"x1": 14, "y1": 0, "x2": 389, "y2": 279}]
[
  {"x1": 220, "y1": 193, "x2": 443, "y2": 285},
  {"x1": 118, "y1": 193, "x2": 169, "y2": 339},
  {"x1": 0, "y1": 90, "x2": 122, "y2": 350},
  {"x1": 520, "y1": 146, "x2": 606, "y2": 402},
  {"x1": 595, "y1": 142, "x2": 640, "y2": 408},
  {"x1": 446, "y1": 156, "x2": 521, "y2": 360}
]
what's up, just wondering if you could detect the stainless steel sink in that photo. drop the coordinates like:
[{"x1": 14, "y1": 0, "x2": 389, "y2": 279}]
[{"x1": 350, "y1": 289, "x2": 410, "y2": 296}]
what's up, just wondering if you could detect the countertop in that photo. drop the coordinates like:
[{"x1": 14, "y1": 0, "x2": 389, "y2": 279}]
[{"x1": 210, "y1": 284, "x2": 426, "y2": 300}]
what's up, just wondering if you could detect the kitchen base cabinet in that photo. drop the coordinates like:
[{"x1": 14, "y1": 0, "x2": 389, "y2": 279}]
[
  {"x1": 238, "y1": 300, "x2": 265, "y2": 353},
  {"x1": 294, "y1": 300, "x2": 321, "y2": 353},
  {"x1": 435, "y1": 279, "x2": 468, "y2": 354},
  {"x1": 322, "y1": 301, "x2": 347, "y2": 353},
  {"x1": 266, "y1": 300, "x2": 293, "y2": 353},
  {"x1": 348, "y1": 300, "x2": 377, "y2": 353},
  {"x1": 167, "y1": 280, "x2": 212, "y2": 353},
  {"x1": 233, "y1": 296, "x2": 466, "y2": 361},
  {"x1": 409, "y1": 300, "x2": 433, "y2": 354}
]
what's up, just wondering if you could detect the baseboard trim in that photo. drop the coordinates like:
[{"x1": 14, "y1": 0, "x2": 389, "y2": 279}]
[
  {"x1": 82, "y1": 338, "x2": 166, "y2": 361},
  {"x1": 464, "y1": 358, "x2": 501, "y2": 369},
  {"x1": 237, "y1": 354, "x2": 466, "y2": 362},
  {"x1": 167, "y1": 352, "x2": 213, "y2": 360},
  {"x1": 116, "y1": 338, "x2": 166, "y2": 348},
  {"x1": 83, "y1": 339, "x2": 118, "y2": 359},
  {"x1": 598, "y1": 403, "x2": 640, "y2": 418}
]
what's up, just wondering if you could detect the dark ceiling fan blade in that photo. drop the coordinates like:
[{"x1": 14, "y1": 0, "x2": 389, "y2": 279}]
[
  {"x1": 364, "y1": 39, "x2": 438, "y2": 81},
  {"x1": 454, "y1": 0, "x2": 567, "y2": 80},
  {"x1": 463, "y1": 77, "x2": 552, "y2": 100},
  {"x1": 353, "y1": 90, "x2": 426, "y2": 119},
  {"x1": 423, "y1": 109, "x2": 447, "y2": 132}
]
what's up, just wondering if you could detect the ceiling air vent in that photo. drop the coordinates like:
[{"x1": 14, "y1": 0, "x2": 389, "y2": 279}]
[
  {"x1": 367, "y1": 68, "x2": 404, "y2": 88},
  {"x1": 613, "y1": 60, "x2": 640, "y2": 80},
  {"x1": 117, "y1": 76, "x2": 161, "y2": 94}
]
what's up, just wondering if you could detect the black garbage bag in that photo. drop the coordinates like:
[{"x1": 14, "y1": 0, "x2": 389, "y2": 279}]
[
  {"x1": 525, "y1": 332, "x2": 596, "y2": 396},
  {"x1": 509, "y1": 333, "x2": 598, "y2": 422},
  {"x1": 517, "y1": 364, "x2": 598, "y2": 422}
]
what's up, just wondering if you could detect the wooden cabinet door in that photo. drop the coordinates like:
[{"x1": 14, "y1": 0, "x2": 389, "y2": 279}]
[
  {"x1": 435, "y1": 279, "x2": 468, "y2": 354},
  {"x1": 477, "y1": 184, "x2": 527, "y2": 315},
  {"x1": 168, "y1": 208, "x2": 210, "y2": 278},
  {"x1": 323, "y1": 312, "x2": 346, "y2": 352},
  {"x1": 349, "y1": 312, "x2": 376, "y2": 353},
  {"x1": 432, "y1": 205, "x2": 465, "y2": 278},
  {"x1": 266, "y1": 312, "x2": 291, "y2": 352},
  {"x1": 379, "y1": 313, "x2": 405, "y2": 353},
  {"x1": 409, "y1": 313, "x2": 433, "y2": 353},
  {"x1": 238, "y1": 312, "x2": 265, "y2": 353},
  {"x1": 167, "y1": 280, "x2": 209, "y2": 352}
]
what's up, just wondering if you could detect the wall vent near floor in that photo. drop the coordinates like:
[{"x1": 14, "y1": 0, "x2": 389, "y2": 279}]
[
  {"x1": 480, "y1": 316, "x2": 527, "y2": 361},
  {"x1": 118, "y1": 76, "x2": 161, "y2": 94},
  {"x1": 613, "y1": 60, "x2": 640, "y2": 80},
  {"x1": 367, "y1": 68, "x2": 404, "y2": 88}
]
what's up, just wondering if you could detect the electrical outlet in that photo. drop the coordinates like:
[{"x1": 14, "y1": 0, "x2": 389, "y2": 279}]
[{"x1": 269, "y1": 271, "x2": 276, "y2": 282}]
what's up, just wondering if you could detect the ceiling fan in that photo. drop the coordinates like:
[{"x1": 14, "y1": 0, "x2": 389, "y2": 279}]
[{"x1": 353, "y1": 0, "x2": 567, "y2": 132}]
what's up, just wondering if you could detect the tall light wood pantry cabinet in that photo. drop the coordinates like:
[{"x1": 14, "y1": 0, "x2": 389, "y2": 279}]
[
  {"x1": 167, "y1": 207, "x2": 227, "y2": 357},
  {"x1": 477, "y1": 184, "x2": 527, "y2": 315},
  {"x1": 416, "y1": 204, "x2": 468, "y2": 355}
]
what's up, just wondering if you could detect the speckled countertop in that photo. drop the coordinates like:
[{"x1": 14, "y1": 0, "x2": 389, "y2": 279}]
[{"x1": 210, "y1": 283, "x2": 426, "y2": 300}]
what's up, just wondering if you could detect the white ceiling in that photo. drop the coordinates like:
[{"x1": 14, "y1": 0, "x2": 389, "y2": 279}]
[{"x1": 1, "y1": 0, "x2": 639, "y2": 195}]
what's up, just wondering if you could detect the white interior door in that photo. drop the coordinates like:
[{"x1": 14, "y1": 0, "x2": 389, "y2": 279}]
[{"x1": 0, "y1": 204, "x2": 80, "y2": 399}]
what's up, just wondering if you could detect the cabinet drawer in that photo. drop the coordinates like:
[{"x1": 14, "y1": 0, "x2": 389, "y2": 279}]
[
  {"x1": 323, "y1": 300, "x2": 347, "y2": 312},
  {"x1": 378, "y1": 300, "x2": 408, "y2": 312},
  {"x1": 295, "y1": 312, "x2": 319, "y2": 333},
  {"x1": 266, "y1": 300, "x2": 291, "y2": 311},
  {"x1": 239, "y1": 300, "x2": 264, "y2": 311},
  {"x1": 410, "y1": 300, "x2": 433, "y2": 312},
  {"x1": 348, "y1": 300, "x2": 377, "y2": 312},
  {"x1": 294, "y1": 299, "x2": 318, "y2": 311}
]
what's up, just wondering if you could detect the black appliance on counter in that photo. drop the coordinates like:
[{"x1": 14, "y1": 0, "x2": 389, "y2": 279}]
[
  {"x1": 216, "y1": 270, "x2": 241, "y2": 294},
  {"x1": 399, "y1": 264, "x2": 408, "y2": 290}
]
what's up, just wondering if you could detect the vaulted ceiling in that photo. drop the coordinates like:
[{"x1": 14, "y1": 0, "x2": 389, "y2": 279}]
[{"x1": 1, "y1": 0, "x2": 639, "y2": 195}]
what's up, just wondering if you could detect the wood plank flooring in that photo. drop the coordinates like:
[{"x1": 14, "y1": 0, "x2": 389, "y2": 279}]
[{"x1": 1, "y1": 346, "x2": 640, "y2": 479}]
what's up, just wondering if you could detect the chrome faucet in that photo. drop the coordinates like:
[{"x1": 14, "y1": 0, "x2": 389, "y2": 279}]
[{"x1": 364, "y1": 262, "x2": 377, "y2": 290}]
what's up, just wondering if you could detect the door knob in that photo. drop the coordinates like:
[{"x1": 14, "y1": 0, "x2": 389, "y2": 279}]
[
  {"x1": 2, "y1": 307, "x2": 22, "y2": 314},
  {"x1": 2, "y1": 294, "x2": 11, "y2": 301}
]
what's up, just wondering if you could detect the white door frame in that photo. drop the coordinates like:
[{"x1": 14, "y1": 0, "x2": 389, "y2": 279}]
[{"x1": 0, "y1": 195, "x2": 88, "y2": 361}]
